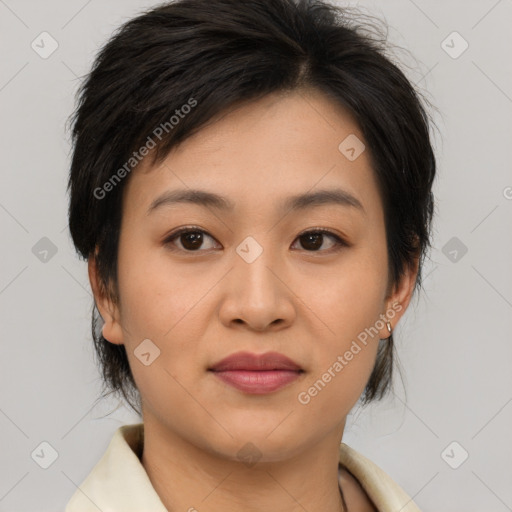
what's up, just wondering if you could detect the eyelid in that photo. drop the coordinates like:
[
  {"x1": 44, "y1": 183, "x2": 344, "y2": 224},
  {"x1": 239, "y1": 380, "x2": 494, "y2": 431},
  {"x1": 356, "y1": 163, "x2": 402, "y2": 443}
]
[{"x1": 295, "y1": 227, "x2": 349, "y2": 244}]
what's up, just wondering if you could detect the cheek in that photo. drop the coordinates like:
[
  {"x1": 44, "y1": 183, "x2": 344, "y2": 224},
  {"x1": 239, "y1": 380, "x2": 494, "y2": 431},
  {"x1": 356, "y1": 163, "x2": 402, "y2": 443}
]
[
  {"x1": 291, "y1": 250, "x2": 386, "y2": 403},
  {"x1": 294, "y1": 277, "x2": 382, "y2": 423},
  {"x1": 116, "y1": 236, "x2": 208, "y2": 337},
  {"x1": 296, "y1": 248, "x2": 387, "y2": 342},
  {"x1": 116, "y1": 247, "x2": 219, "y2": 405}
]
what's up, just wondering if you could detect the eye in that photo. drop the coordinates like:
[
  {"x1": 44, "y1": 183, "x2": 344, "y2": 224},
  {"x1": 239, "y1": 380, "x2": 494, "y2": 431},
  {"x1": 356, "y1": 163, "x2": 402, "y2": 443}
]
[
  {"x1": 163, "y1": 226, "x2": 348, "y2": 253},
  {"x1": 291, "y1": 228, "x2": 348, "y2": 252},
  {"x1": 163, "y1": 226, "x2": 219, "y2": 252}
]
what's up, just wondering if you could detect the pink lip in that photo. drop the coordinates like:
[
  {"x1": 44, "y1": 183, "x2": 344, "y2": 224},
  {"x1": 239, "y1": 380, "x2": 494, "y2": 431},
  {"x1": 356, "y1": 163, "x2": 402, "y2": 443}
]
[{"x1": 208, "y1": 351, "x2": 304, "y2": 394}]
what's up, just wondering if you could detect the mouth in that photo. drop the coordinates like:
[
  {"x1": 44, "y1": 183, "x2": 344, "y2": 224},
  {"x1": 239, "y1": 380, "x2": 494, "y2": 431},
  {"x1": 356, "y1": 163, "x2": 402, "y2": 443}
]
[{"x1": 208, "y1": 351, "x2": 304, "y2": 394}]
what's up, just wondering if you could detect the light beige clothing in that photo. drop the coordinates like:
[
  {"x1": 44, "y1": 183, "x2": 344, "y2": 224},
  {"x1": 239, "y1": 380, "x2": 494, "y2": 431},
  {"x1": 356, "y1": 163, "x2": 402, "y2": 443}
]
[{"x1": 65, "y1": 423, "x2": 421, "y2": 512}]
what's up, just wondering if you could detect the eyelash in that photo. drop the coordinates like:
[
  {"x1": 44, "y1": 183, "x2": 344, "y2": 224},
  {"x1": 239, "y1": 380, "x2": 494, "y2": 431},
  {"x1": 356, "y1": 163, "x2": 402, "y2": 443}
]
[{"x1": 162, "y1": 225, "x2": 349, "y2": 254}]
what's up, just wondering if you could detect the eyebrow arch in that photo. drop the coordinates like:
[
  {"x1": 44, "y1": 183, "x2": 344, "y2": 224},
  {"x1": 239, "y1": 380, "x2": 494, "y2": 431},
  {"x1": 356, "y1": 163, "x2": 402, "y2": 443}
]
[{"x1": 146, "y1": 187, "x2": 366, "y2": 216}]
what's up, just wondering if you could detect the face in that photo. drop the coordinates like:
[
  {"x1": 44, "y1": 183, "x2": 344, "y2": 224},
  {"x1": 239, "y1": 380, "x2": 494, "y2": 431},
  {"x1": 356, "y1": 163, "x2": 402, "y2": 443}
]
[{"x1": 91, "y1": 88, "x2": 416, "y2": 462}]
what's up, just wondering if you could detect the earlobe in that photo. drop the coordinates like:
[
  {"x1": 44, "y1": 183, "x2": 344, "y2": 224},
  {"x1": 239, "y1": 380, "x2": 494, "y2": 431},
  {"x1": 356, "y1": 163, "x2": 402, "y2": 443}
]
[{"x1": 88, "y1": 254, "x2": 124, "y2": 345}]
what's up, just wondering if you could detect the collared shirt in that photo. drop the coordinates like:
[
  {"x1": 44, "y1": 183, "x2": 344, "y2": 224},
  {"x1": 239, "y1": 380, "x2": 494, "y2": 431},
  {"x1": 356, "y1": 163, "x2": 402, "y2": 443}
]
[{"x1": 65, "y1": 423, "x2": 421, "y2": 512}]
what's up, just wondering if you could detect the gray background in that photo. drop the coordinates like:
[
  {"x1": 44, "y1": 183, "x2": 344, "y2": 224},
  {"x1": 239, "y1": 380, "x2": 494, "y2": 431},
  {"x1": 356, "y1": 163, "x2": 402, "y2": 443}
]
[{"x1": 1, "y1": 0, "x2": 511, "y2": 510}]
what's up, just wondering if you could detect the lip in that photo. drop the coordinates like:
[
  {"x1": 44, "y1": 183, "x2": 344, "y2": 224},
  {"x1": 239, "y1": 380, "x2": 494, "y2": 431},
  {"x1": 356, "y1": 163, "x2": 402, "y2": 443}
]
[
  {"x1": 208, "y1": 351, "x2": 304, "y2": 394},
  {"x1": 209, "y1": 351, "x2": 302, "y2": 372}
]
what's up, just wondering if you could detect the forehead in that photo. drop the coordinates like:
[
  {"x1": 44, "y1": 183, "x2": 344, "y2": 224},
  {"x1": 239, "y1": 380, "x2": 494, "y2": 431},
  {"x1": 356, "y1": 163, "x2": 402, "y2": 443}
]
[{"x1": 122, "y1": 89, "x2": 383, "y2": 221}]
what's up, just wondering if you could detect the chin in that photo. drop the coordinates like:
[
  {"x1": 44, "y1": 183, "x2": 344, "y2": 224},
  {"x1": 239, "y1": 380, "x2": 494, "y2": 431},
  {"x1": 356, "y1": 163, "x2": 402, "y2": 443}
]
[{"x1": 205, "y1": 428, "x2": 305, "y2": 465}]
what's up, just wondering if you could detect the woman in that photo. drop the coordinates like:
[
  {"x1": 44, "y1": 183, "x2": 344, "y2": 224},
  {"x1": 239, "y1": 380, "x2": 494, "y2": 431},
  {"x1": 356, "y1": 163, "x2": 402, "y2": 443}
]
[{"x1": 65, "y1": 0, "x2": 436, "y2": 510}]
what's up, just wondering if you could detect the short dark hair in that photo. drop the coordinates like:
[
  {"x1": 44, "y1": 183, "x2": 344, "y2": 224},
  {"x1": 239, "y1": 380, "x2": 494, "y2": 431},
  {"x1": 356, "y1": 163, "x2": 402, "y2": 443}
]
[{"x1": 67, "y1": 0, "x2": 436, "y2": 416}]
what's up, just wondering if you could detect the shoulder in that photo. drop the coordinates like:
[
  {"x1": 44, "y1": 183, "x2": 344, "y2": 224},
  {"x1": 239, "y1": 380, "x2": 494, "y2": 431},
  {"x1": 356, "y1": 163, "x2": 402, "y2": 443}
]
[
  {"x1": 338, "y1": 442, "x2": 422, "y2": 512},
  {"x1": 65, "y1": 423, "x2": 168, "y2": 512}
]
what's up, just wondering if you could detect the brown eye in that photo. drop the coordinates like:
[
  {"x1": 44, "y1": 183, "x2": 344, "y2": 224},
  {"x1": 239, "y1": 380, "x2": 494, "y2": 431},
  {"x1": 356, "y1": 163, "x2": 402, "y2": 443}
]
[
  {"x1": 292, "y1": 229, "x2": 347, "y2": 252},
  {"x1": 164, "y1": 228, "x2": 218, "y2": 252},
  {"x1": 163, "y1": 227, "x2": 348, "y2": 254},
  {"x1": 178, "y1": 231, "x2": 204, "y2": 250}
]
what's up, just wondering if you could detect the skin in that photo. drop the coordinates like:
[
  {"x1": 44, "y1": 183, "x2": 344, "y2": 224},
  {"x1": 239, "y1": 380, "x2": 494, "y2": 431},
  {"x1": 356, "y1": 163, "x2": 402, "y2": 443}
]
[{"x1": 89, "y1": 88, "x2": 418, "y2": 512}]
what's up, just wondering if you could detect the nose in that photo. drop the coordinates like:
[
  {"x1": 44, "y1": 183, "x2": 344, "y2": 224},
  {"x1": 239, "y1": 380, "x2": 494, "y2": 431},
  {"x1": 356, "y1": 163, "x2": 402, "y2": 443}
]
[{"x1": 218, "y1": 244, "x2": 296, "y2": 332}]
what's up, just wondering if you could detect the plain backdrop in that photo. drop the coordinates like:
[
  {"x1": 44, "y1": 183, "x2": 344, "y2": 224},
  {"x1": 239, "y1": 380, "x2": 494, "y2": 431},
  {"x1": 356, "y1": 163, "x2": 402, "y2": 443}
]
[{"x1": 1, "y1": 0, "x2": 511, "y2": 510}]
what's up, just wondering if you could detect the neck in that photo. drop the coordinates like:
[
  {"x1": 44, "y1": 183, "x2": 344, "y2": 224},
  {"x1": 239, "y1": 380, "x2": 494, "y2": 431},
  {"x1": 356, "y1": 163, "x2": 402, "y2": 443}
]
[{"x1": 140, "y1": 417, "x2": 348, "y2": 512}]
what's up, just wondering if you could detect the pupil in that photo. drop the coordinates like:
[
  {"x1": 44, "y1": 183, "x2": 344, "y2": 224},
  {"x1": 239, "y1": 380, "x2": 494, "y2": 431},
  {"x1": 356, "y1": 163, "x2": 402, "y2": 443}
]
[
  {"x1": 302, "y1": 232, "x2": 322, "y2": 251},
  {"x1": 182, "y1": 232, "x2": 203, "y2": 250}
]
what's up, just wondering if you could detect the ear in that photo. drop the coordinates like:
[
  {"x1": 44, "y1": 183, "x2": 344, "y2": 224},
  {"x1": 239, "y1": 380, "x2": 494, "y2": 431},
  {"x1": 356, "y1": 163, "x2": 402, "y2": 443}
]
[
  {"x1": 88, "y1": 253, "x2": 124, "y2": 345},
  {"x1": 378, "y1": 253, "x2": 420, "y2": 339}
]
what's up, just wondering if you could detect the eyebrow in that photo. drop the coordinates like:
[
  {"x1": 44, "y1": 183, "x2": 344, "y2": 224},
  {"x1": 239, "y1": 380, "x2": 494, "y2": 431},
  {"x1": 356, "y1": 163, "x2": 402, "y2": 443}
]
[{"x1": 146, "y1": 187, "x2": 366, "y2": 216}]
